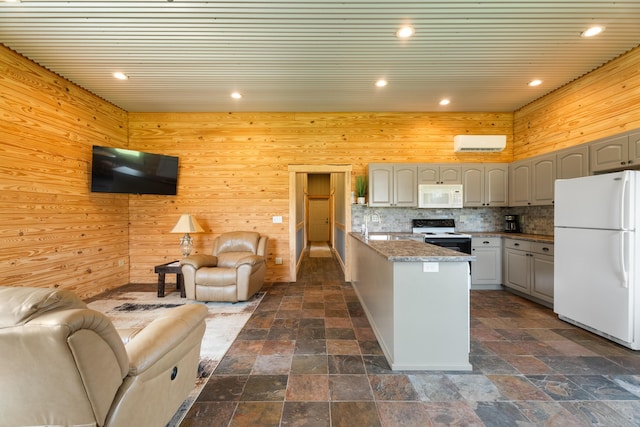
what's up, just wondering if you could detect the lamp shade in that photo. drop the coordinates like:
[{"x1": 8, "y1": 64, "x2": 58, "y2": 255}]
[{"x1": 170, "y1": 214, "x2": 205, "y2": 234}]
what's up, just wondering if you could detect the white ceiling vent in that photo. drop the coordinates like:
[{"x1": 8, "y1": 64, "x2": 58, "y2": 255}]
[{"x1": 453, "y1": 135, "x2": 506, "y2": 152}]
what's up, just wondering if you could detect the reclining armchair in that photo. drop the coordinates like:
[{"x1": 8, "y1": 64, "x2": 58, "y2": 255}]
[
  {"x1": 181, "y1": 231, "x2": 268, "y2": 302},
  {"x1": 0, "y1": 286, "x2": 207, "y2": 427}
]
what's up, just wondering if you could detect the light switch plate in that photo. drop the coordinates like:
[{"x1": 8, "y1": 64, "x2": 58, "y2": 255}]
[{"x1": 273, "y1": 215, "x2": 283, "y2": 223}]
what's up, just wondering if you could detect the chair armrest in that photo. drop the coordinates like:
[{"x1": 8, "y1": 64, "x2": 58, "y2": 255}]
[
  {"x1": 125, "y1": 304, "x2": 207, "y2": 376},
  {"x1": 181, "y1": 254, "x2": 217, "y2": 270},
  {"x1": 235, "y1": 254, "x2": 264, "y2": 268}
]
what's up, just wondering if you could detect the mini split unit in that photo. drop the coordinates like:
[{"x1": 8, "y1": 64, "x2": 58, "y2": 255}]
[{"x1": 453, "y1": 135, "x2": 507, "y2": 152}]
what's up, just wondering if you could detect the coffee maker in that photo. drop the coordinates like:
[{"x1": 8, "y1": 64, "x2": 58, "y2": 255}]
[{"x1": 504, "y1": 214, "x2": 520, "y2": 233}]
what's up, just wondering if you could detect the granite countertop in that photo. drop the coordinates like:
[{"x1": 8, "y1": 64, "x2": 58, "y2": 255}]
[
  {"x1": 350, "y1": 232, "x2": 475, "y2": 262},
  {"x1": 466, "y1": 231, "x2": 554, "y2": 243}
]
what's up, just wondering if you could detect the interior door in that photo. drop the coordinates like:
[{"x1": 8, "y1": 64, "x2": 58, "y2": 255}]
[{"x1": 308, "y1": 198, "x2": 330, "y2": 242}]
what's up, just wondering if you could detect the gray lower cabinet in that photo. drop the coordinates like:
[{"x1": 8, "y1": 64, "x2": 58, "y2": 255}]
[
  {"x1": 503, "y1": 238, "x2": 554, "y2": 305},
  {"x1": 471, "y1": 237, "x2": 502, "y2": 288}
]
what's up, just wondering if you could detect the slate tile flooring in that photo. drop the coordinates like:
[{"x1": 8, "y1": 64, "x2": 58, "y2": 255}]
[{"x1": 176, "y1": 251, "x2": 640, "y2": 426}]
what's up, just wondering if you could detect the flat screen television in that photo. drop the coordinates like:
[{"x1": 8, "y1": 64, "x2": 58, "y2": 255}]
[{"x1": 91, "y1": 145, "x2": 179, "y2": 195}]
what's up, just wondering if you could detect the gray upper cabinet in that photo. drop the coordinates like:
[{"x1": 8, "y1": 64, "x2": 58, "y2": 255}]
[
  {"x1": 531, "y1": 153, "x2": 556, "y2": 205},
  {"x1": 590, "y1": 132, "x2": 640, "y2": 173},
  {"x1": 509, "y1": 154, "x2": 555, "y2": 206},
  {"x1": 462, "y1": 164, "x2": 508, "y2": 207},
  {"x1": 368, "y1": 163, "x2": 418, "y2": 207},
  {"x1": 508, "y1": 160, "x2": 531, "y2": 206},
  {"x1": 556, "y1": 145, "x2": 589, "y2": 179},
  {"x1": 417, "y1": 165, "x2": 462, "y2": 184}
]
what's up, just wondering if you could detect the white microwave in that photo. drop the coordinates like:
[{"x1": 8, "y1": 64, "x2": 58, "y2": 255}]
[{"x1": 418, "y1": 184, "x2": 464, "y2": 208}]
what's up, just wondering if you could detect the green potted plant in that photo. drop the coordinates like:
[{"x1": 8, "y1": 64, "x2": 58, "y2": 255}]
[{"x1": 355, "y1": 175, "x2": 367, "y2": 204}]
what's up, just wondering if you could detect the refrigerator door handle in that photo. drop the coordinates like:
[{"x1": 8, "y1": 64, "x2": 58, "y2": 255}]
[
  {"x1": 621, "y1": 175, "x2": 629, "y2": 230},
  {"x1": 620, "y1": 231, "x2": 629, "y2": 288}
]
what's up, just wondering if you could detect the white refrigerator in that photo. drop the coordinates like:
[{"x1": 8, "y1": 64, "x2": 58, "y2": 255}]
[{"x1": 554, "y1": 170, "x2": 640, "y2": 350}]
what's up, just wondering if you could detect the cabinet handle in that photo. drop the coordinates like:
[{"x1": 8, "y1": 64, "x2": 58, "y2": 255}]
[
  {"x1": 542, "y1": 247, "x2": 549, "y2": 252},
  {"x1": 514, "y1": 243, "x2": 520, "y2": 247},
  {"x1": 483, "y1": 241, "x2": 490, "y2": 244}
]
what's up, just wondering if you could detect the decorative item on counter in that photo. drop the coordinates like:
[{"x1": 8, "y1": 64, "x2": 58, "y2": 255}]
[{"x1": 355, "y1": 175, "x2": 367, "y2": 204}]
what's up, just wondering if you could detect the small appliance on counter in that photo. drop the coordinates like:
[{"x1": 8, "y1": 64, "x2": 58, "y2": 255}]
[{"x1": 504, "y1": 215, "x2": 520, "y2": 233}]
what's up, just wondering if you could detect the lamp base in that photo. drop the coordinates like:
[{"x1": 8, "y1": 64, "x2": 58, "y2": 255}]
[{"x1": 179, "y1": 233, "x2": 193, "y2": 257}]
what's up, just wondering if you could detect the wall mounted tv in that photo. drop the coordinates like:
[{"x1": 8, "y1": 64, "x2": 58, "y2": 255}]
[{"x1": 91, "y1": 145, "x2": 179, "y2": 195}]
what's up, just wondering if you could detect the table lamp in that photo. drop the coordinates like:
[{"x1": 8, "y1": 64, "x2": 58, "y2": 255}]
[{"x1": 170, "y1": 214, "x2": 205, "y2": 257}]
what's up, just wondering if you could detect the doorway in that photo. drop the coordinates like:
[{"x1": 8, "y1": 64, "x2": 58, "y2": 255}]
[
  {"x1": 307, "y1": 173, "x2": 331, "y2": 243},
  {"x1": 288, "y1": 165, "x2": 352, "y2": 282}
]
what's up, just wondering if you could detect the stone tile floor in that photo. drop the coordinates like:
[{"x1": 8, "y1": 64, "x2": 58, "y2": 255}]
[{"x1": 174, "y1": 251, "x2": 640, "y2": 426}]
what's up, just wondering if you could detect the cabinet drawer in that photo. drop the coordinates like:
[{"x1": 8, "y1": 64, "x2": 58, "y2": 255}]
[
  {"x1": 472, "y1": 237, "x2": 501, "y2": 248},
  {"x1": 531, "y1": 242, "x2": 554, "y2": 256},
  {"x1": 504, "y1": 239, "x2": 531, "y2": 251}
]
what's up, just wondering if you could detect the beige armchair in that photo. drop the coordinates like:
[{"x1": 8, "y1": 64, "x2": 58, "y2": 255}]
[
  {"x1": 181, "y1": 231, "x2": 268, "y2": 302},
  {"x1": 0, "y1": 286, "x2": 207, "y2": 427}
]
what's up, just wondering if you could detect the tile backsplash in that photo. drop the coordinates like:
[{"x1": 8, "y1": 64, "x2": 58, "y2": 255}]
[{"x1": 352, "y1": 204, "x2": 554, "y2": 236}]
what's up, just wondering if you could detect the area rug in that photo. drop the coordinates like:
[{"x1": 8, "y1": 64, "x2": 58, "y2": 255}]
[
  {"x1": 309, "y1": 242, "x2": 332, "y2": 258},
  {"x1": 87, "y1": 291, "x2": 264, "y2": 426}
]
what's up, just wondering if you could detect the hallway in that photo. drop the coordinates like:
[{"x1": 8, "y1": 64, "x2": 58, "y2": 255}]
[{"x1": 181, "y1": 250, "x2": 640, "y2": 426}]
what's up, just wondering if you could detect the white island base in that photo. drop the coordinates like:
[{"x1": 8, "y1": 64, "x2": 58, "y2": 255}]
[{"x1": 350, "y1": 234, "x2": 472, "y2": 371}]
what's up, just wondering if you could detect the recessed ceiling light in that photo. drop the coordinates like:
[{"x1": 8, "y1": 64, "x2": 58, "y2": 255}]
[
  {"x1": 231, "y1": 92, "x2": 242, "y2": 99},
  {"x1": 113, "y1": 72, "x2": 129, "y2": 80},
  {"x1": 375, "y1": 79, "x2": 388, "y2": 87},
  {"x1": 581, "y1": 25, "x2": 605, "y2": 38},
  {"x1": 528, "y1": 79, "x2": 543, "y2": 87},
  {"x1": 396, "y1": 25, "x2": 415, "y2": 39},
  {"x1": 439, "y1": 99, "x2": 450, "y2": 106}
]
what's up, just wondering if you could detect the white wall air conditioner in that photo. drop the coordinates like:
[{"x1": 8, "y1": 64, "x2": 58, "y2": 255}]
[{"x1": 453, "y1": 135, "x2": 506, "y2": 152}]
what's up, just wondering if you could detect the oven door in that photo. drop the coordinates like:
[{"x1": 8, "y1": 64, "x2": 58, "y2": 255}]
[{"x1": 424, "y1": 237, "x2": 472, "y2": 255}]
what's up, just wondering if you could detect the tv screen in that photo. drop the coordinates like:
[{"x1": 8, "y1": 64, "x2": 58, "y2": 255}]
[{"x1": 91, "y1": 146, "x2": 179, "y2": 195}]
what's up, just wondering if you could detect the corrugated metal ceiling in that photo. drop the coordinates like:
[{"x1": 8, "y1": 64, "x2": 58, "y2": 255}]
[{"x1": 1, "y1": 0, "x2": 639, "y2": 112}]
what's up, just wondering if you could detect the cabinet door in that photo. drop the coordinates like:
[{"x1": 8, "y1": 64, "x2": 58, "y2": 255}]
[
  {"x1": 368, "y1": 165, "x2": 393, "y2": 206},
  {"x1": 440, "y1": 166, "x2": 462, "y2": 184},
  {"x1": 557, "y1": 146, "x2": 589, "y2": 179},
  {"x1": 629, "y1": 132, "x2": 640, "y2": 168},
  {"x1": 417, "y1": 165, "x2": 439, "y2": 184},
  {"x1": 484, "y1": 164, "x2": 508, "y2": 206},
  {"x1": 590, "y1": 135, "x2": 629, "y2": 173},
  {"x1": 509, "y1": 161, "x2": 531, "y2": 206},
  {"x1": 471, "y1": 247, "x2": 501, "y2": 285},
  {"x1": 461, "y1": 166, "x2": 484, "y2": 207},
  {"x1": 531, "y1": 253, "x2": 554, "y2": 303},
  {"x1": 503, "y1": 248, "x2": 530, "y2": 293},
  {"x1": 394, "y1": 165, "x2": 418, "y2": 207},
  {"x1": 531, "y1": 154, "x2": 556, "y2": 205}
]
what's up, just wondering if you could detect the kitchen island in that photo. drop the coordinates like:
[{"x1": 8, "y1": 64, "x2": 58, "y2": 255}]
[{"x1": 349, "y1": 232, "x2": 475, "y2": 371}]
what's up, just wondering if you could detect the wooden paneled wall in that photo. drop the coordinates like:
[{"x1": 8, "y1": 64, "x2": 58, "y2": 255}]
[
  {"x1": 8, "y1": 40, "x2": 639, "y2": 294},
  {"x1": 127, "y1": 112, "x2": 514, "y2": 282},
  {"x1": 514, "y1": 45, "x2": 640, "y2": 160},
  {"x1": 0, "y1": 46, "x2": 129, "y2": 299}
]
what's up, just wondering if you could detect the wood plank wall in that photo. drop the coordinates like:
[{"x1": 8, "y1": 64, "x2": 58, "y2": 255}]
[
  {"x1": 5, "y1": 41, "x2": 639, "y2": 295},
  {"x1": 0, "y1": 46, "x2": 129, "y2": 299},
  {"x1": 514, "y1": 45, "x2": 640, "y2": 160},
  {"x1": 127, "y1": 112, "x2": 514, "y2": 283}
]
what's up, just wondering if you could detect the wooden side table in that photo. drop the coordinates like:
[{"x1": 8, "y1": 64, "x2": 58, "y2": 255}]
[{"x1": 154, "y1": 261, "x2": 185, "y2": 298}]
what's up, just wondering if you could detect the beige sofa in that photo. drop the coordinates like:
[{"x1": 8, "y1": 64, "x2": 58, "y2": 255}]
[
  {"x1": 180, "y1": 231, "x2": 268, "y2": 302},
  {"x1": 0, "y1": 286, "x2": 207, "y2": 427}
]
